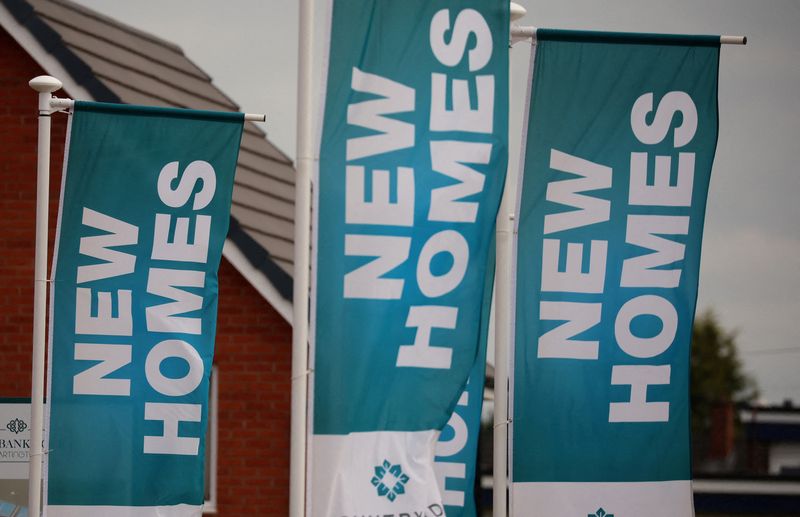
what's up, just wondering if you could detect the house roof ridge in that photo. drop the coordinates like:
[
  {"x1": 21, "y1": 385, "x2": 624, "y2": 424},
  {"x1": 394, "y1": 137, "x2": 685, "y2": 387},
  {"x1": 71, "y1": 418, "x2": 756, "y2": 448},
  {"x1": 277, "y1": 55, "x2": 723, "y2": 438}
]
[
  {"x1": 44, "y1": 0, "x2": 186, "y2": 57},
  {"x1": 1, "y1": 0, "x2": 296, "y2": 321},
  {"x1": 39, "y1": 14, "x2": 213, "y2": 84}
]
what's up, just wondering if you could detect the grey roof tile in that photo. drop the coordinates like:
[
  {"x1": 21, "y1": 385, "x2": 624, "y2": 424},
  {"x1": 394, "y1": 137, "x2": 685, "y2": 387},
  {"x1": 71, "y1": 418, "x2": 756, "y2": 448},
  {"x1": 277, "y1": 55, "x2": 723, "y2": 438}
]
[{"x1": 31, "y1": 0, "x2": 209, "y2": 78}]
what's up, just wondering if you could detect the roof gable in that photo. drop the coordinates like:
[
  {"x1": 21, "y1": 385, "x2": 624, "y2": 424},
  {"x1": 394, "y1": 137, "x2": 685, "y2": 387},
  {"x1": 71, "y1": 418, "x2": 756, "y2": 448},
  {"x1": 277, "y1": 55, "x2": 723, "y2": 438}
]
[{"x1": 1, "y1": 0, "x2": 294, "y2": 322}]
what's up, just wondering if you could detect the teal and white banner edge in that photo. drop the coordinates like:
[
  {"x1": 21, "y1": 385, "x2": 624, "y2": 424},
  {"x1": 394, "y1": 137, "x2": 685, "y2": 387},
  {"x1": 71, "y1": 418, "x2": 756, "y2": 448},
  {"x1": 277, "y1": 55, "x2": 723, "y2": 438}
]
[
  {"x1": 43, "y1": 113, "x2": 74, "y2": 512},
  {"x1": 510, "y1": 481, "x2": 693, "y2": 517},
  {"x1": 45, "y1": 504, "x2": 201, "y2": 517}
]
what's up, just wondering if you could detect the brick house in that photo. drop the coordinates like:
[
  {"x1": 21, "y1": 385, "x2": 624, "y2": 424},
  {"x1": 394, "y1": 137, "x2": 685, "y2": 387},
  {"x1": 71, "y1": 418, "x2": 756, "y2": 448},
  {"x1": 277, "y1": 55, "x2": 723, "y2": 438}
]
[{"x1": 0, "y1": 0, "x2": 295, "y2": 514}]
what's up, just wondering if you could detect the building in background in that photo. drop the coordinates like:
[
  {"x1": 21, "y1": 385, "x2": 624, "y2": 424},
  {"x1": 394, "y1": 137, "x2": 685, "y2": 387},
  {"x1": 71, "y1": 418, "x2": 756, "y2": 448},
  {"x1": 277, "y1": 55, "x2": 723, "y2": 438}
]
[
  {"x1": 476, "y1": 380, "x2": 800, "y2": 515},
  {"x1": 693, "y1": 402, "x2": 800, "y2": 515},
  {"x1": 740, "y1": 403, "x2": 800, "y2": 476},
  {"x1": 0, "y1": 0, "x2": 295, "y2": 513}
]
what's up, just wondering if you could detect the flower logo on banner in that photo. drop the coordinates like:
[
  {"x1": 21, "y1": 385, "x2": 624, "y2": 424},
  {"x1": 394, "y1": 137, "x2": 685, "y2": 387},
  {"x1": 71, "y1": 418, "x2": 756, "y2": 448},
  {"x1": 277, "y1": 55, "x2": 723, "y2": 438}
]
[
  {"x1": 6, "y1": 418, "x2": 28, "y2": 434},
  {"x1": 589, "y1": 508, "x2": 614, "y2": 517},
  {"x1": 370, "y1": 459, "x2": 409, "y2": 502}
]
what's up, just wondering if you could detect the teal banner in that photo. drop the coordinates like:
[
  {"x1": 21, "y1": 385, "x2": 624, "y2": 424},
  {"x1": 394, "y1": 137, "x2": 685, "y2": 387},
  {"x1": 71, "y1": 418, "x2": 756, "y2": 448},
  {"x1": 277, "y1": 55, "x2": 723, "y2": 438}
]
[
  {"x1": 45, "y1": 102, "x2": 242, "y2": 516},
  {"x1": 511, "y1": 31, "x2": 720, "y2": 516},
  {"x1": 434, "y1": 241, "x2": 494, "y2": 517},
  {"x1": 311, "y1": 0, "x2": 508, "y2": 514}
]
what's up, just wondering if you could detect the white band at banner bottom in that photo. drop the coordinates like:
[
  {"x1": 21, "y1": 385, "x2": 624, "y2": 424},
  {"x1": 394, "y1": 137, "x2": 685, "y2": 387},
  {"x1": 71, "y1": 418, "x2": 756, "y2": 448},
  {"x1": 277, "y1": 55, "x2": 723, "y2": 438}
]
[
  {"x1": 311, "y1": 430, "x2": 445, "y2": 517},
  {"x1": 46, "y1": 504, "x2": 202, "y2": 516},
  {"x1": 511, "y1": 480, "x2": 693, "y2": 517}
]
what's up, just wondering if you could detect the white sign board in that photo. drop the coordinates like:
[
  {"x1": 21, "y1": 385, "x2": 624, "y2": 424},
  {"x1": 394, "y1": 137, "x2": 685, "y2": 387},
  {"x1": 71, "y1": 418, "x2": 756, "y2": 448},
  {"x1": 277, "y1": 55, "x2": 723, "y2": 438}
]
[{"x1": 0, "y1": 401, "x2": 30, "y2": 480}]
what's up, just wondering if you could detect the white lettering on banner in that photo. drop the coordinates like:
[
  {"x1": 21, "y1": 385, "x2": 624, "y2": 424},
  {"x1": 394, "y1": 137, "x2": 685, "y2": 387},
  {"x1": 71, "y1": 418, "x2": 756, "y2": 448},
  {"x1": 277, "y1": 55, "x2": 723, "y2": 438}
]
[
  {"x1": 156, "y1": 160, "x2": 216, "y2": 210},
  {"x1": 606, "y1": 91, "x2": 698, "y2": 422},
  {"x1": 397, "y1": 306, "x2": 458, "y2": 369},
  {"x1": 338, "y1": 8, "x2": 497, "y2": 374},
  {"x1": 544, "y1": 150, "x2": 611, "y2": 235},
  {"x1": 342, "y1": 66, "x2": 415, "y2": 300},
  {"x1": 152, "y1": 160, "x2": 216, "y2": 263},
  {"x1": 429, "y1": 9, "x2": 492, "y2": 71},
  {"x1": 143, "y1": 402, "x2": 201, "y2": 455},
  {"x1": 346, "y1": 67, "x2": 415, "y2": 161},
  {"x1": 416, "y1": 230, "x2": 469, "y2": 299},
  {"x1": 541, "y1": 239, "x2": 607, "y2": 294},
  {"x1": 398, "y1": 6, "x2": 494, "y2": 369},
  {"x1": 145, "y1": 340, "x2": 204, "y2": 397},
  {"x1": 538, "y1": 302, "x2": 601, "y2": 360},
  {"x1": 620, "y1": 215, "x2": 689, "y2": 288},
  {"x1": 75, "y1": 287, "x2": 132, "y2": 336},
  {"x1": 428, "y1": 141, "x2": 490, "y2": 223},
  {"x1": 397, "y1": 5, "x2": 494, "y2": 368},
  {"x1": 430, "y1": 74, "x2": 494, "y2": 133},
  {"x1": 429, "y1": 9, "x2": 493, "y2": 132},
  {"x1": 615, "y1": 295, "x2": 678, "y2": 359},
  {"x1": 436, "y1": 413, "x2": 468, "y2": 458},
  {"x1": 630, "y1": 92, "x2": 697, "y2": 148},
  {"x1": 73, "y1": 343, "x2": 132, "y2": 396},
  {"x1": 145, "y1": 268, "x2": 204, "y2": 334},
  {"x1": 152, "y1": 213, "x2": 212, "y2": 263},
  {"x1": 434, "y1": 462, "x2": 466, "y2": 507},
  {"x1": 346, "y1": 165, "x2": 415, "y2": 226},
  {"x1": 609, "y1": 365, "x2": 671, "y2": 422},
  {"x1": 73, "y1": 208, "x2": 138, "y2": 395},
  {"x1": 533, "y1": 91, "x2": 699, "y2": 425},
  {"x1": 77, "y1": 208, "x2": 138, "y2": 283},
  {"x1": 142, "y1": 160, "x2": 216, "y2": 455},
  {"x1": 435, "y1": 391, "x2": 470, "y2": 508},
  {"x1": 535, "y1": 152, "x2": 609, "y2": 361},
  {"x1": 344, "y1": 235, "x2": 411, "y2": 299},
  {"x1": 629, "y1": 152, "x2": 695, "y2": 207},
  {"x1": 608, "y1": 91, "x2": 698, "y2": 423},
  {"x1": 70, "y1": 159, "x2": 218, "y2": 457}
]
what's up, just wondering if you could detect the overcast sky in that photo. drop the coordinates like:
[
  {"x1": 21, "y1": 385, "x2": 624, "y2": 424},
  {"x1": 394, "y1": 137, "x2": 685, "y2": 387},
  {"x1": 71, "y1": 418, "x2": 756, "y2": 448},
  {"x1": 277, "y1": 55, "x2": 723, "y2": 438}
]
[{"x1": 75, "y1": 0, "x2": 800, "y2": 404}]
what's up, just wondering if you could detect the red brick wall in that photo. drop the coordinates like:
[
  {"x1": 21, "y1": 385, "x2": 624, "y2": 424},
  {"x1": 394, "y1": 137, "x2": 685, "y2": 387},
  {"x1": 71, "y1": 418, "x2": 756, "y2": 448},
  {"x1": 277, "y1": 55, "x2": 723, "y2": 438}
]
[
  {"x1": 215, "y1": 259, "x2": 292, "y2": 515},
  {"x1": 0, "y1": 27, "x2": 292, "y2": 515},
  {"x1": 0, "y1": 26, "x2": 66, "y2": 397}
]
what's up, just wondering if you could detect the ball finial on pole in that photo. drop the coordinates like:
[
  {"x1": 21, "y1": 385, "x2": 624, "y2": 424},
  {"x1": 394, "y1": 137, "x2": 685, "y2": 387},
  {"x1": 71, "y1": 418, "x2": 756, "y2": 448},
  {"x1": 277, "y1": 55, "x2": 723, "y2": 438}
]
[
  {"x1": 28, "y1": 75, "x2": 62, "y2": 93},
  {"x1": 30, "y1": 76, "x2": 62, "y2": 114},
  {"x1": 510, "y1": 2, "x2": 527, "y2": 22}
]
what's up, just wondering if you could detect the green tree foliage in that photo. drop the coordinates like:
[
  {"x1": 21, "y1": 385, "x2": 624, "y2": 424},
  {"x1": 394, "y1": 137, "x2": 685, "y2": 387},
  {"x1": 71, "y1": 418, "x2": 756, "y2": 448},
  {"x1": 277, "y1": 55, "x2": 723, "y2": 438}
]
[{"x1": 691, "y1": 311, "x2": 757, "y2": 435}]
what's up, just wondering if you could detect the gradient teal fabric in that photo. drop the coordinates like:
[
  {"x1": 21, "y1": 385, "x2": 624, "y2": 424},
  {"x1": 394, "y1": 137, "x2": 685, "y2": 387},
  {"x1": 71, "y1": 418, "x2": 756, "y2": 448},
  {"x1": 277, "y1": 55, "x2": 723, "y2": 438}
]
[
  {"x1": 47, "y1": 102, "x2": 242, "y2": 507},
  {"x1": 513, "y1": 32, "x2": 719, "y2": 483}
]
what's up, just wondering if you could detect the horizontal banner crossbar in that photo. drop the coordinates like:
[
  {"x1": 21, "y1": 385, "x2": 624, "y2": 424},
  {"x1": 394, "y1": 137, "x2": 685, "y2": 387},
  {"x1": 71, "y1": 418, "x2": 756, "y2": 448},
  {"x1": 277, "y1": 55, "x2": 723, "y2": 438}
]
[
  {"x1": 75, "y1": 100, "x2": 245, "y2": 122},
  {"x1": 536, "y1": 28, "x2": 721, "y2": 47}
]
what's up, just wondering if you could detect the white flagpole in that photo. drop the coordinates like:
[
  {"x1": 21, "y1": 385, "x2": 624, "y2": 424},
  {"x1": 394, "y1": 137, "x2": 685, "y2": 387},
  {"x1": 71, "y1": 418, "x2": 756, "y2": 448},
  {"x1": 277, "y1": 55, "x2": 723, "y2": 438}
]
[
  {"x1": 44, "y1": 97, "x2": 268, "y2": 121},
  {"x1": 27, "y1": 74, "x2": 63, "y2": 517},
  {"x1": 290, "y1": 0, "x2": 314, "y2": 514},
  {"x1": 493, "y1": 171, "x2": 513, "y2": 517},
  {"x1": 508, "y1": 27, "x2": 747, "y2": 45},
  {"x1": 494, "y1": 5, "x2": 527, "y2": 517}
]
